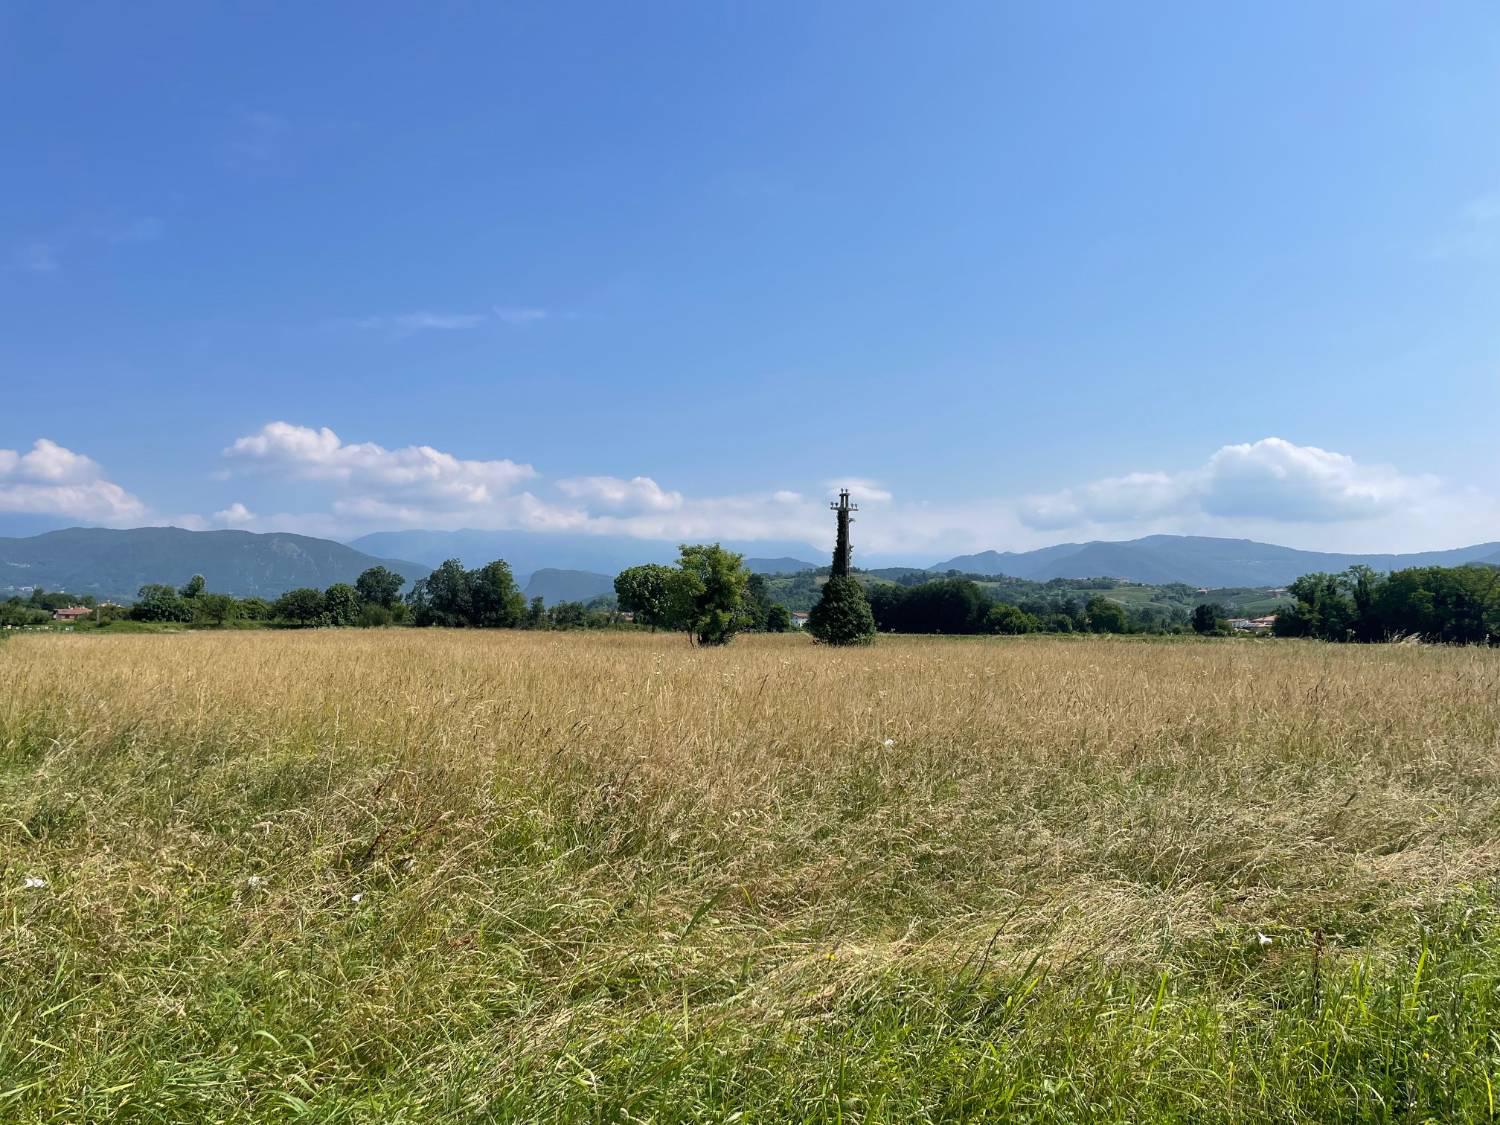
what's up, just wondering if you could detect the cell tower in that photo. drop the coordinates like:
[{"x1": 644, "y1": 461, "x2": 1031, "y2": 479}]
[{"x1": 830, "y1": 488, "x2": 857, "y2": 576}]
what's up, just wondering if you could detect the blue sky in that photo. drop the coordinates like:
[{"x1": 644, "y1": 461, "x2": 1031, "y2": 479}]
[{"x1": 3, "y1": 2, "x2": 1499, "y2": 559}]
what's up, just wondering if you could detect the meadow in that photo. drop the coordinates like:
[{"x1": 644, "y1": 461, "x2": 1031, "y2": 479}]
[{"x1": 3, "y1": 629, "x2": 1500, "y2": 1122}]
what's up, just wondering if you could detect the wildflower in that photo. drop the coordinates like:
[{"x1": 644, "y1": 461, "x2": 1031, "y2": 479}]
[
  {"x1": 22, "y1": 876, "x2": 47, "y2": 890},
  {"x1": 350, "y1": 892, "x2": 364, "y2": 904},
  {"x1": 1256, "y1": 931, "x2": 1272, "y2": 946},
  {"x1": 246, "y1": 875, "x2": 265, "y2": 889},
  {"x1": 882, "y1": 738, "x2": 895, "y2": 748}
]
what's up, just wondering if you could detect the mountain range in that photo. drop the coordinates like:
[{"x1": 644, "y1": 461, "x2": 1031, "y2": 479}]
[
  {"x1": 4, "y1": 527, "x2": 1498, "y2": 603},
  {"x1": 929, "y1": 535, "x2": 1500, "y2": 588},
  {"x1": 0, "y1": 527, "x2": 427, "y2": 602}
]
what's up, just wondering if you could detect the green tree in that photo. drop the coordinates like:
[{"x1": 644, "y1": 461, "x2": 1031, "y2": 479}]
[
  {"x1": 355, "y1": 566, "x2": 406, "y2": 608},
  {"x1": 274, "y1": 587, "x2": 327, "y2": 626},
  {"x1": 323, "y1": 583, "x2": 361, "y2": 626},
  {"x1": 412, "y1": 559, "x2": 472, "y2": 626},
  {"x1": 132, "y1": 584, "x2": 193, "y2": 623},
  {"x1": 765, "y1": 603, "x2": 792, "y2": 633},
  {"x1": 470, "y1": 560, "x2": 525, "y2": 627},
  {"x1": 195, "y1": 592, "x2": 239, "y2": 626},
  {"x1": 179, "y1": 574, "x2": 206, "y2": 600},
  {"x1": 671, "y1": 544, "x2": 750, "y2": 645},
  {"x1": 1192, "y1": 603, "x2": 1227, "y2": 635},
  {"x1": 807, "y1": 575, "x2": 876, "y2": 645},
  {"x1": 614, "y1": 563, "x2": 678, "y2": 630},
  {"x1": 986, "y1": 602, "x2": 1038, "y2": 635},
  {"x1": 1085, "y1": 595, "x2": 1129, "y2": 634},
  {"x1": 526, "y1": 596, "x2": 547, "y2": 629}
]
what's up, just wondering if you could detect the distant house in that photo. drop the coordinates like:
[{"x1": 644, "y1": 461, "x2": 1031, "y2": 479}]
[
  {"x1": 1229, "y1": 614, "x2": 1277, "y2": 633},
  {"x1": 789, "y1": 611, "x2": 810, "y2": 629},
  {"x1": 52, "y1": 606, "x2": 92, "y2": 622}
]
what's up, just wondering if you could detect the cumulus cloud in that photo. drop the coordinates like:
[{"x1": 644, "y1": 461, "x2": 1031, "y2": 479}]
[
  {"x1": 214, "y1": 502, "x2": 255, "y2": 526},
  {"x1": 1020, "y1": 438, "x2": 1434, "y2": 530},
  {"x1": 556, "y1": 475, "x2": 684, "y2": 512},
  {"x1": 226, "y1": 422, "x2": 536, "y2": 505},
  {"x1": 830, "y1": 478, "x2": 893, "y2": 503},
  {"x1": 0, "y1": 439, "x2": 146, "y2": 522}
]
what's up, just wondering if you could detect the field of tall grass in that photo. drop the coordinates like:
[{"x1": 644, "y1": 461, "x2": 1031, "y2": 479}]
[{"x1": 3, "y1": 629, "x2": 1500, "y2": 1122}]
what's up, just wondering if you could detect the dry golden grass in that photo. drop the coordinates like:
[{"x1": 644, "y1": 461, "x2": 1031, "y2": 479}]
[{"x1": 3, "y1": 629, "x2": 1500, "y2": 1121}]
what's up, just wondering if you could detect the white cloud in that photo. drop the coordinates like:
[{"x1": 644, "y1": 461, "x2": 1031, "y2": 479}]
[
  {"x1": 1020, "y1": 438, "x2": 1435, "y2": 530},
  {"x1": 214, "y1": 502, "x2": 255, "y2": 526},
  {"x1": 225, "y1": 422, "x2": 537, "y2": 509},
  {"x1": 0, "y1": 439, "x2": 146, "y2": 522},
  {"x1": 494, "y1": 306, "x2": 548, "y2": 325},
  {"x1": 343, "y1": 306, "x2": 550, "y2": 335},
  {"x1": 556, "y1": 475, "x2": 684, "y2": 512},
  {"x1": 772, "y1": 490, "x2": 803, "y2": 504},
  {"x1": 829, "y1": 478, "x2": 893, "y2": 503}
]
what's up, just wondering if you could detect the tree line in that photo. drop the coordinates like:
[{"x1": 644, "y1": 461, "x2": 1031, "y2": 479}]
[{"x1": 1270, "y1": 564, "x2": 1499, "y2": 644}]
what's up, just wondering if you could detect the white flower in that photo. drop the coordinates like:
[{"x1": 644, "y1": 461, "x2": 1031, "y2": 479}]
[
  {"x1": 1256, "y1": 931, "x2": 1273, "y2": 946},
  {"x1": 350, "y1": 893, "x2": 364, "y2": 904},
  {"x1": 882, "y1": 738, "x2": 895, "y2": 748},
  {"x1": 245, "y1": 876, "x2": 265, "y2": 889},
  {"x1": 22, "y1": 876, "x2": 47, "y2": 890}
]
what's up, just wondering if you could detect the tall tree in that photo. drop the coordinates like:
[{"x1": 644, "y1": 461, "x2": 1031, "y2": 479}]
[
  {"x1": 671, "y1": 544, "x2": 749, "y2": 645},
  {"x1": 355, "y1": 566, "x2": 406, "y2": 608},
  {"x1": 470, "y1": 560, "x2": 526, "y2": 627},
  {"x1": 614, "y1": 563, "x2": 679, "y2": 631}
]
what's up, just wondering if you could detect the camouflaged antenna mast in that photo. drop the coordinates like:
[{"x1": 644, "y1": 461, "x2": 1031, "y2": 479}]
[{"x1": 830, "y1": 489, "x2": 857, "y2": 577}]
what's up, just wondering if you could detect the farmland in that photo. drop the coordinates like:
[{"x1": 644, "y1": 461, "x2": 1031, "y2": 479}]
[{"x1": 3, "y1": 630, "x2": 1500, "y2": 1121}]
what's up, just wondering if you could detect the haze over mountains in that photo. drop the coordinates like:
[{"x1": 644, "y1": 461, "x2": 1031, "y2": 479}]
[
  {"x1": 929, "y1": 535, "x2": 1500, "y2": 588},
  {"x1": 0, "y1": 528, "x2": 427, "y2": 602},
  {"x1": 3, "y1": 527, "x2": 1498, "y2": 602}
]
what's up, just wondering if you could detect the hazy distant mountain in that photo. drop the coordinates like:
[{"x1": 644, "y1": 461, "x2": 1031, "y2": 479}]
[
  {"x1": 0, "y1": 527, "x2": 429, "y2": 601},
  {"x1": 349, "y1": 529, "x2": 824, "y2": 576},
  {"x1": 744, "y1": 557, "x2": 822, "y2": 575},
  {"x1": 523, "y1": 568, "x2": 616, "y2": 606},
  {"x1": 929, "y1": 535, "x2": 1500, "y2": 588}
]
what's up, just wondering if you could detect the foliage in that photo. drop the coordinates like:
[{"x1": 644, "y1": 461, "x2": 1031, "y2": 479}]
[
  {"x1": 1192, "y1": 602, "x2": 1228, "y2": 635},
  {"x1": 131, "y1": 583, "x2": 193, "y2": 623},
  {"x1": 179, "y1": 574, "x2": 206, "y2": 599},
  {"x1": 322, "y1": 583, "x2": 361, "y2": 627},
  {"x1": 1085, "y1": 595, "x2": 1130, "y2": 634},
  {"x1": 806, "y1": 575, "x2": 876, "y2": 645},
  {"x1": 765, "y1": 603, "x2": 792, "y2": 632},
  {"x1": 355, "y1": 565, "x2": 406, "y2": 608},
  {"x1": 273, "y1": 587, "x2": 327, "y2": 626},
  {"x1": 986, "y1": 602, "x2": 1039, "y2": 634},
  {"x1": 194, "y1": 592, "x2": 239, "y2": 626},
  {"x1": 1275, "y1": 564, "x2": 1499, "y2": 644},
  {"x1": 613, "y1": 564, "x2": 679, "y2": 630},
  {"x1": 670, "y1": 543, "x2": 750, "y2": 645}
]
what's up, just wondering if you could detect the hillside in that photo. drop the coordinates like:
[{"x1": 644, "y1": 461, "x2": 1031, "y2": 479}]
[
  {"x1": 930, "y1": 535, "x2": 1500, "y2": 587},
  {"x1": 349, "y1": 529, "x2": 825, "y2": 577},
  {"x1": 522, "y1": 568, "x2": 616, "y2": 607},
  {"x1": 0, "y1": 527, "x2": 429, "y2": 602},
  {"x1": 744, "y1": 556, "x2": 821, "y2": 575}
]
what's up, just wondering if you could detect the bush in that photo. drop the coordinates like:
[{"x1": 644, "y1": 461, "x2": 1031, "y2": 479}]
[{"x1": 806, "y1": 576, "x2": 876, "y2": 646}]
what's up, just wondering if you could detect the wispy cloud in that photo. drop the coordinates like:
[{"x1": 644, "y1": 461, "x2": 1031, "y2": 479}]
[
  {"x1": 338, "y1": 306, "x2": 552, "y2": 336},
  {"x1": 494, "y1": 306, "x2": 548, "y2": 325}
]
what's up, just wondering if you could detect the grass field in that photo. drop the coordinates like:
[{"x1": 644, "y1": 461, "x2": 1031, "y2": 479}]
[{"x1": 3, "y1": 630, "x2": 1500, "y2": 1122}]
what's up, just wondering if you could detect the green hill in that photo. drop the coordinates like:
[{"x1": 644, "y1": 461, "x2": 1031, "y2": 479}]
[{"x1": 0, "y1": 527, "x2": 429, "y2": 602}]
